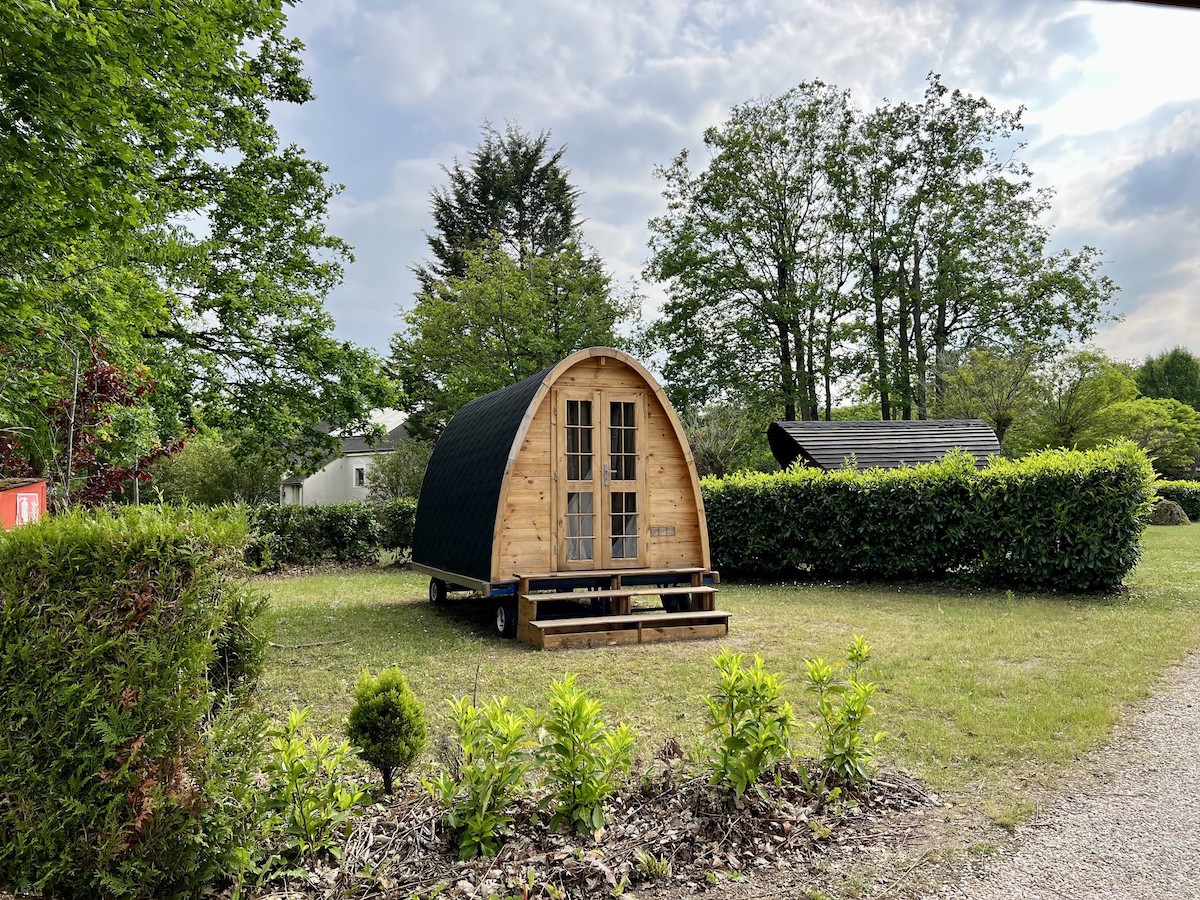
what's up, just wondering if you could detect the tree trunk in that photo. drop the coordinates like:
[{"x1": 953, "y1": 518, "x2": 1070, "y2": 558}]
[
  {"x1": 912, "y1": 242, "x2": 928, "y2": 419},
  {"x1": 775, "y1": 318, "x2": 796, "y2": 421},
  {"x1": 870, "y1": 253, "x2": 891, "y2": 420},
  {"x1": 896, "y1": 257, "x2": 913, "y2": 420}
]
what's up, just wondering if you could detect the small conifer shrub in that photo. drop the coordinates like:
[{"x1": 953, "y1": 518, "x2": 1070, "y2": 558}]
[{"x1": 347, "y1": 667, "x2": 427, "y2": 794}]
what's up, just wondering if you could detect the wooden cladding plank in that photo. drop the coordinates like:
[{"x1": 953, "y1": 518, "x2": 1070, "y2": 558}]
[{"x1": 536, "y1": 621, "x2": 729, "y2": 650}]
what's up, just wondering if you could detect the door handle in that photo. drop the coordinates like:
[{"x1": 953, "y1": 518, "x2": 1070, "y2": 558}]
[{"x1": 603, "y1": 462, "x2": 610, "y2": 485}]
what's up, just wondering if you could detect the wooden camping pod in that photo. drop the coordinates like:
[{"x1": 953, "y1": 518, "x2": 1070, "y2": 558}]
[{"x1": 411, "y1": 347, "x2": 726, "y2": 648}]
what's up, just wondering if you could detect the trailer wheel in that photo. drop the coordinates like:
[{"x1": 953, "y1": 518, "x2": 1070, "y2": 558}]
[
  {"x1": 494, "y1": 601, "x2": 517, "y2": 638},
  {"x1": 663, "y1": 593, "x2": 693, "y2": 613},
  {"x1": 428, "y1": 578, "x2": 448, "y2": 604}
]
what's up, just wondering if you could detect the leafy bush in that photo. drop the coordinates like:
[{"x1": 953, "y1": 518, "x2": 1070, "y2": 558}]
[
  {"x1": 537, "y1": 674, "x2": 634, "y2": 834},
  {"x1": 261, "y1": 708, "x2": 366, "y2": 868},
  {"x1": 704, "y1": 649, "x2": 796, "y2": 799},
  {"x1": 702, "y1": 442, "x2": 1156, "y2": 592},
  {"x1": 805, "y1": 636, "x2": 884, "y2": 791},
  {"x1": 247, "y1": 498, "x2": 416, "y2": 567},
  {"x1": 1156, "y1": 480, "x2": 1200, "y2": 520},
  {"x1": 365, "y1": 438, "x2": 434, "y2": 502},
  {"x1": 0, "y1": 506, "x2": 266, "y2": 899},
  {"x1": 424, "y1": 697, "x2": 536, "y2": 859},
  {"x1": 348, "y1": 667, "x2": 427, "y2": 794},
  {"x1": 149, "y1": 430, "x2": 283, "y2": 506}
]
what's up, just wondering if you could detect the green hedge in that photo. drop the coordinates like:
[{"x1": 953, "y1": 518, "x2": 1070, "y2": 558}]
[
  {"x1": 1155, "y1": 480, "x2": 1200, "y2": 520},
  {"x1": 701, "y1": 442, "x2": 1155, "y2": 592},
  {"x1": 248, "y1": 498, "x2": 416, "y2": 567},
  {"x1": 0, "y1": 507, "x2": 266, "y2": 899}
]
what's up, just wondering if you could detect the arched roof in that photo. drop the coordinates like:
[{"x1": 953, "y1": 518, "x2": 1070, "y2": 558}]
[
  {"x1": 412, "y1": 365, "x2": 552, "y2": 582},
  {"x1": 413, "y1": 347, "x2": 703, "y2": 583}
]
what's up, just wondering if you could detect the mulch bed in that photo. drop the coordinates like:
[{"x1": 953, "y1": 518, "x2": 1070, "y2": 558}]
[{"x1": 245, "y1": 750, "x2": 937, "y2": 900}]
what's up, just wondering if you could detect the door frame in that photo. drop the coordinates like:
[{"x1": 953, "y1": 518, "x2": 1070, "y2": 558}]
[{"x1": 552, "y1": 387, "x2": 647, "y2": 571}]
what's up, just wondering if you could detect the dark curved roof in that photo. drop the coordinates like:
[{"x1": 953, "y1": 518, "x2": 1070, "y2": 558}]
[
  {"x1": 768, "y1": 419, "x2": 1000, "y2": 471},
  {"x1": 412, "y1": 368, "x2": 553, "y2": 582}
]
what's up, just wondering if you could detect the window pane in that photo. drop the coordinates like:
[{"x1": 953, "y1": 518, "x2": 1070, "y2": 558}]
[
  {"x1": 624, "y1": 537, "x2": 637, "y2": 557},
  {"x1": 581, "y1": 401, "x2": 592, "y2": 426},
  {"x1": 568, "y1": 492, "x2": 581, "y2": 516},
  {"x1": 567, "y1": 401, "x2": 579, "y2": 426},
  {"x1": 580, "y1": 429, "x2": 592, "y2": 454},
  {"x1": 581, "y1": 492, "x2": 593, "y2": 513},
  {"x1": 581, "y1": 537, "x2": 593, "y2": 559},
  {"x1": 581, "y1": 458, "x2": 593, "y2": 480}
]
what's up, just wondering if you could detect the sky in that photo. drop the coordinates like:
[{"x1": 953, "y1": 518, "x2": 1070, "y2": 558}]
[{"x1": 274, "y1": 0, "x2": 1200, "y2": 371}]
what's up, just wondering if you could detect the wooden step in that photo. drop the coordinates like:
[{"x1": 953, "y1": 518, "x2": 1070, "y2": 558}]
[
  {"x1": 523, "y1": 610, "x2": 731, "y2": 650},
  {"x1": 520, "y1": 585, "x2": 716, "y2": 603}
]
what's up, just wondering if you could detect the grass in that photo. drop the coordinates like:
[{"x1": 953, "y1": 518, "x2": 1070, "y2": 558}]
[{"x1": 257, "y1": 526, "x2": 1200, "y2": 820}]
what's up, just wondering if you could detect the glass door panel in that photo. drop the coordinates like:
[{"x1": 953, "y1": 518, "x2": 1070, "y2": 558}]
[
  {"x1": 602, "y1": 394, "x2": 644, "y2": 568},
  {"x1": 558, "y1": 393, "x2": 598, "y2": 569}
]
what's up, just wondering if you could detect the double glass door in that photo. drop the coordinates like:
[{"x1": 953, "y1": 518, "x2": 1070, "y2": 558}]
[{"x1": 558, "y1": 390, "x2": 645, "y2": 569}]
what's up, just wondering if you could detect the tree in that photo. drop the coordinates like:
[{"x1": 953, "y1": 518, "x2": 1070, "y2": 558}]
[
  {"x1": 937, "y1": 347, "x2": 1042, "y2": 449},
  {"x1": 148, "y1": 429, "x2": 284, "y2": 506},
  {"x1": 646, "y1": 82, "x2": 854, "y2": 421},
  {"x1": 365, "y1": 439, "x2": 434, "y2": 502},
  {"x1": 1137, "y1": 347, "x2": 1200, "y2": 411},
  {"x1": 393, "y1": 238, "x2": 634, "y2": 432},
  {"x1": 644, "y1": 75, "x2": 1116, "y2": 424},
  {"x1": 0, "y1": 348, "x2": 183, "y2": 506},
  {"x1": 682, "y1": 404, "x2": 775, "y2": 478},
  {"x1": 1027, "y1": 351, "x2": 1138, "y2": 450},
  {"x1": 419, "y1": 123, "x2": 580, "y2": 286},
  {"x1": 1090, "y1": 397, "x2": 1200, "y2": 474},
  {"x1": 0, "y1": 0, "x2": 391, "y2": 480}
]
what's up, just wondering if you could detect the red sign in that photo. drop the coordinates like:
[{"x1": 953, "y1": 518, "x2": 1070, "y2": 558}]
[{"x1": 0, "y1": 480, "x2": 46, "y2": 530}]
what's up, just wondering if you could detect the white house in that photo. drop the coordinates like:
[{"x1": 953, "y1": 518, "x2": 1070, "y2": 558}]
[{"x1": 280, "y1": 409, "x2": 408, "y2": 506}]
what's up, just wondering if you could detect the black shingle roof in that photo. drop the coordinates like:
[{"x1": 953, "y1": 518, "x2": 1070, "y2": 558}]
[
  {"x1": 768, "y1": 419, "x2": 1001, "y2": 471},
  {"x1": 412, "y1": 368, "x2": 553, "y2": 583}
]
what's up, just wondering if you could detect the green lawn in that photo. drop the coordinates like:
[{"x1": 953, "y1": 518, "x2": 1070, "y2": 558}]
[{"x1": 258, "y1": 526, "x2": 1200, "y2": 822}]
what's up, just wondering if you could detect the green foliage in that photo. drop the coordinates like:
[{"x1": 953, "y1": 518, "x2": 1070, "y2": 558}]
[
  {"x1": 1137, "y1": 346, "x2": 1200, "y2": 411},
  {"x1": 0, "y1": 506, "x2": 266, "y2": 898},
  {"x1": 683, "y1": 403, "x2": 776, "y2": 477},
  {"x1": 393, "y1": 236, "x2": 636, "y2": 432},
  {"x1": 347, "y1": 667, "x2": 428, "y2": 794},
  {"x1": 424, "y1": 697, "x2": 536, "y2": 859},
  {"x1": 702, "y1": 442, "x2": 1156, "y2": 591},
  {"x1": 704, "y1": 649, "x2": 796, "y2": 799},
  {"x1": 1090, "y1": 397, "x2": 1200, "y2": 473},
  {"x1": 1156, "y1": 480, "x2": 1200, "y2": 520},
  {"x1": 150, "y1": 430, "x2": 284, "y2": 506},
  {"x1": 262, "y1": 708, "x2": 366, "y2": 868},
  {"x1": 366, "y1": 439, "x2": 434, "y2": 502},
  {"x1": 805, "y1": 636, "x2": 884, "y2": 791},
  {"x1": 645, "y1": 74, "x2": 1114, "y2": 423},
  {"x1": 537, "y1": 675, "x2": 634, "y2": 834},
  {"x1": 0, "y1": 0, "x2": 392, "y2": 478},
  {"x1": 1025, "y1": 350, "x2": 1138, "y2": 452},
  {"x1": 938, "y1": 347, "x2": 1043, "y2": 450},
  {"x1": 247, "y1": 499, "x2": 416, "y2": 567}
]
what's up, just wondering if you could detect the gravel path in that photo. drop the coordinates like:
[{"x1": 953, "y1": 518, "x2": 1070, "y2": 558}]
[{"x1": 951, "y1": 653, "x2": 1200, "y2": 900}]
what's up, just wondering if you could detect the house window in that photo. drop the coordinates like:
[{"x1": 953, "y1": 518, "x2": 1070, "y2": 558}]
[{"x1": 354, "y1": 466, "x2": 366, "y2": 488}]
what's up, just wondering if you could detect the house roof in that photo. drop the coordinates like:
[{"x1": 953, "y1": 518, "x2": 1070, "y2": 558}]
[
  {"x1": 767, "y1": 419, "x2": 1001, "y2": 471},
  {"x1": 412, "y1": 366, "x2": 553, "y2": 583}
]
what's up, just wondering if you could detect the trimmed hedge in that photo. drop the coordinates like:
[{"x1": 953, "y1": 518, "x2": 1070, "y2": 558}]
[
  {"x1": 701, "y1": 442, "x2": 1156, "y2": 592},
  {"x1": 1155, "y1": 480, "x2": 1200, "y2": 520},
  {"x1": 248, "y1": 498, "x2": 416, "y2": 567},
  {"x1": 0, "y1": 507, "x2": 266, "y2": 899}
]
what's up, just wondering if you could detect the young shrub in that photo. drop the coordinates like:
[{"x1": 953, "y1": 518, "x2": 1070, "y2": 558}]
[
  {"x1": 537, "y1": 674, "x2": 634, "y2": 835},
  {"x1": 424, "y1": 697, "x2": 536, "y2": 859},
  {"x1": 0, "y1": 506, "x2": 266, "y2": 899},
  {"x1": 262, "y1": 708, "x2": 366, "y2": 868},
  {"x1": 704, "y1": 649, "x2": 796, "y2": 799},
  {"x1": 347, "y1": 666, "x2": 427, "y2": 794},
  {"x1": 805, "y1": 635, "x2": 884, "y2": 792}
]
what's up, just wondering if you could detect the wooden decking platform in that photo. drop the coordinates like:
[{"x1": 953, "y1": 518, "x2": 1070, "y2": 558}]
[{"x1": 512, "y1": 568, "x2": 726, "y2": 649}]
